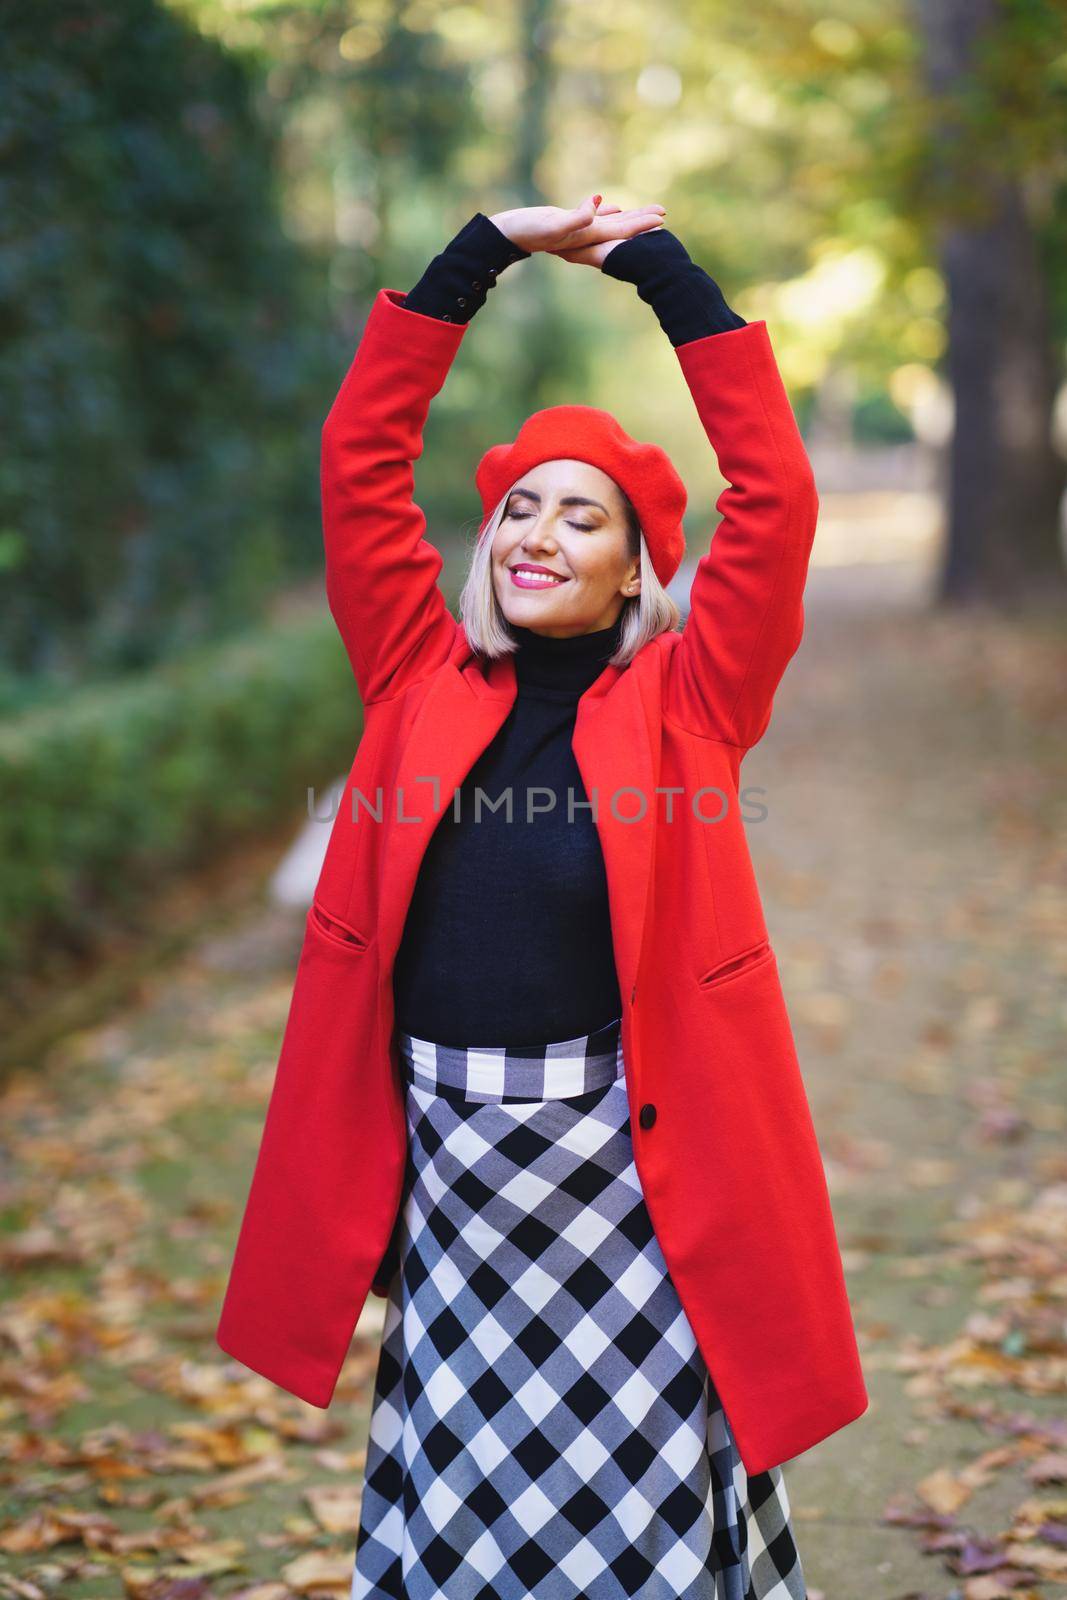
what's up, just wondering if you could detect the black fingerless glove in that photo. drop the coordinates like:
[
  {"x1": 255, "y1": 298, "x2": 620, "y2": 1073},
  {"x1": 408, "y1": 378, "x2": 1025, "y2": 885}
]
[
  {"x1": 402, "y1": 212, "x2": 531, "y2": 325},
  {"x1": 601, "y1": 228, "x2": 746, "y2": 346}
]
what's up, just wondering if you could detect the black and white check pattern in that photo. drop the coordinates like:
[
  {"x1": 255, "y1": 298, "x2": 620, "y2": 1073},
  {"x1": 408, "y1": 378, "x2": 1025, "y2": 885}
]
[{"x1": 351, "y1": 1017, "x2": 806, "y2": 1600}]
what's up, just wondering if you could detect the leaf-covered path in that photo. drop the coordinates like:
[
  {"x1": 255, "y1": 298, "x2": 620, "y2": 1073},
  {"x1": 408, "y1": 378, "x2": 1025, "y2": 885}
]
[{"x1": 2, "y1": 554, "x2": 1065, "y2": 1600}]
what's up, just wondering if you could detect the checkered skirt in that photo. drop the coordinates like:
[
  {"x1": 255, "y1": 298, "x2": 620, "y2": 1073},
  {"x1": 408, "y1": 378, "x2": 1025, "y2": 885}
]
[{"x1": 350, "y1": 1016, "x2": 807, "y2": 1600}]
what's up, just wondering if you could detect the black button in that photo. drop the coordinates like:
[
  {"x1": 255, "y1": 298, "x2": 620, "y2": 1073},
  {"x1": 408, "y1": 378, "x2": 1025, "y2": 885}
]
[
  {"x1": 471, "y1": 280, "x2": 482, "y2": 290},
  {"x1": 488, "y1": 266, "x2": 497, "y2": 276},
  {"x1": 457, "y1": 297, "x2": 467, "y2": 307},
  {"x1": 639, "y1": 1103, "x2": 657, "y2": 1130},
  {"x1": 440, "y1": 313, "x2": 452, "y2": 321}
]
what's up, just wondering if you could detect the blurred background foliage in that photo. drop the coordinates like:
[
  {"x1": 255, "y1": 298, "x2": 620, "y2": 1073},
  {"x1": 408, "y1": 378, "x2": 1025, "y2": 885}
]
[
  {"x1": 1, "y1": 1, "x2": 334, "y2": 694},
  {"x1": 1, "y1": 0, "x2": 1065, "y2": 990}
]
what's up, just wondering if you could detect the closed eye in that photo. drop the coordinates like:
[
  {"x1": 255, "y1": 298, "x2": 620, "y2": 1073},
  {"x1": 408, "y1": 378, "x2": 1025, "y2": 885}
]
[{"x1": 507, "y1": 509, "x2": 595, "y2": 532}]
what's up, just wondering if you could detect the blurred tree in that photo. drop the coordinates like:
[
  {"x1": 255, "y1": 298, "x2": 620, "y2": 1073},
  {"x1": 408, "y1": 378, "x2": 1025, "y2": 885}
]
[
  {"x1": 615, "y1": 0, "x2": 1066, "y2": 604},
  {"x1": 510, "y1": 0, "x2": 560, "y2": 400},
  {"x1": 269, "y1": 0, "x2": 584, "y2": 539},
  {"x1": 252, "y1": 0, "x2": 585, "y2": 406},
  {"x1": 915, "y1": 0, "x2": 1066, "y2": 603},
  {"x1": 0, "y1": 0, "x2": 336, "y2": 686},
  {"x1": 227, "y1": 0, "x2": 483, "y2": 306}
]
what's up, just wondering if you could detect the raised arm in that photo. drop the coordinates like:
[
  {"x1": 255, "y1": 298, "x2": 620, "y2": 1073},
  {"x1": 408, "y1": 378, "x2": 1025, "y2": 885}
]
[
  {"x1": 603, "y1": 229, "x2": 818, "y2": 750},
  {"x1": 320, "y1": 215, "x2": 528, "y2": 706},
  {"x1": 324, "y1": 198, "x2": 671, "y2": 705}
]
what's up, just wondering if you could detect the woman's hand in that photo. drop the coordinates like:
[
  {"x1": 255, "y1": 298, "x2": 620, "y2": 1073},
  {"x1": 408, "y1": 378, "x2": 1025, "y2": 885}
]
[
  {"x1": 489, "y1": 194, "x2": 666, "y2": 260},
  {"x1": 550, "y1": 200, "x2": 668, "y2": 272}
]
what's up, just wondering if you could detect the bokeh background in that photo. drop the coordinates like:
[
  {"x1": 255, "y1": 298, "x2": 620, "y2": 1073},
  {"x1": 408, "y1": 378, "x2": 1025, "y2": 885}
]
[{"x1": 1, "y1": 2, "x2": 1066, "y2": 1596}]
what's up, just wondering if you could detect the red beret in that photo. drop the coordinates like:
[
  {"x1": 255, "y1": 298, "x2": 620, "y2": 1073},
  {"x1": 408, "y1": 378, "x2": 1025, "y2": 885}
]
[{"x1": 474, "y1": 404, "x2": 687, "y2": 589}]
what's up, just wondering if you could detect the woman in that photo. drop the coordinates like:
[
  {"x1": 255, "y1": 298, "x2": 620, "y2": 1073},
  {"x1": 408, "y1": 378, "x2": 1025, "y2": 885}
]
[{"x1": 215, "y1": 194, "x2": 868, "y2": 1600}]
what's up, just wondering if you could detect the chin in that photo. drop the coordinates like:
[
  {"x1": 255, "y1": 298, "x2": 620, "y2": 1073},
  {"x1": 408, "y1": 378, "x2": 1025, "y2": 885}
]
[
  {"x1": 496, "y1": 586, "x2": 567, "y2": 627},
  {"x1": 503, "y1": 601, "x2": 573, "y2": 629}
]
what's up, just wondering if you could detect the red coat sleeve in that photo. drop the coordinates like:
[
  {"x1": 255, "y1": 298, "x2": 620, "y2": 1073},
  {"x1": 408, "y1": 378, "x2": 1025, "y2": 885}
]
[
  {"x1": 320, "y1": 287, "x2": 469, "y2": 706},
  {"x1": 666, "y1": 320, "x2": 819, "y2": 750}
]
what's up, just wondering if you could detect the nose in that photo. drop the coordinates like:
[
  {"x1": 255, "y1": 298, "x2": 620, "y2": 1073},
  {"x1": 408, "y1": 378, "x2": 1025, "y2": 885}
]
[{"x1": 521, "y1": 513, "x2": 559, "y2": 554}]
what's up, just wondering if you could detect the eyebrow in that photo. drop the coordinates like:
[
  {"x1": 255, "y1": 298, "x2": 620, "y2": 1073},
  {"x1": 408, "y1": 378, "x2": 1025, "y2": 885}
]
[{"x1": 508, "y1": 487, "x2": 609, "y2": 516}]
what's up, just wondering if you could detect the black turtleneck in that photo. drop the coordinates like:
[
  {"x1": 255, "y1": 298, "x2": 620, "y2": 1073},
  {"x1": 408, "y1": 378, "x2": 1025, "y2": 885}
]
[{"x1": 391, "y1": 612, "x2": 626, "y2": 1048}]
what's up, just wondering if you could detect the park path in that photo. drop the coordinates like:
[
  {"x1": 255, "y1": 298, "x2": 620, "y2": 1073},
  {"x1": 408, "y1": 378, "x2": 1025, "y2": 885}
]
[
  {"x1": 746, "y1": 528, "x2": 1067, "y2": 1598},
  {"x1": 1, "y1": 494, "x2": 1065, "y2": 1599}
]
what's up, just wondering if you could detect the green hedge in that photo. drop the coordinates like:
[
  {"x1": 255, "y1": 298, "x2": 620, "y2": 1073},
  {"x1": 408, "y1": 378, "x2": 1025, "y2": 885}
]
[{"x1": 0, "y1": 612, "x2": 361, "y2": 978}]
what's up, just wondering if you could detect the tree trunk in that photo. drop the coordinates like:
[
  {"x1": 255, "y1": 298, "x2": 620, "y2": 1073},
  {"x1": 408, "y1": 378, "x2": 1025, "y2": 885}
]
[
  {"x1": 916, "y1": 0, "x2": 1066, "y2": 604},
  {"x1": 513, "y1": 0, "x2": 557, "y2": 405}
]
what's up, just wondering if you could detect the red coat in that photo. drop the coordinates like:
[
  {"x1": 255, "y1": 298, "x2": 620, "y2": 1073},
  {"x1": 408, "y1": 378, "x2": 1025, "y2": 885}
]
[{"x1": 215, "y1": 285, "x2": 869, "y2": 1475}]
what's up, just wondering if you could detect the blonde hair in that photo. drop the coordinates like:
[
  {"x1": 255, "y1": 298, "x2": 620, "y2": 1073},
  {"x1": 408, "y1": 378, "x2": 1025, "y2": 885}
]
[{"x1": 458, "y1": 479, "x2": 682, "y2": 668}]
